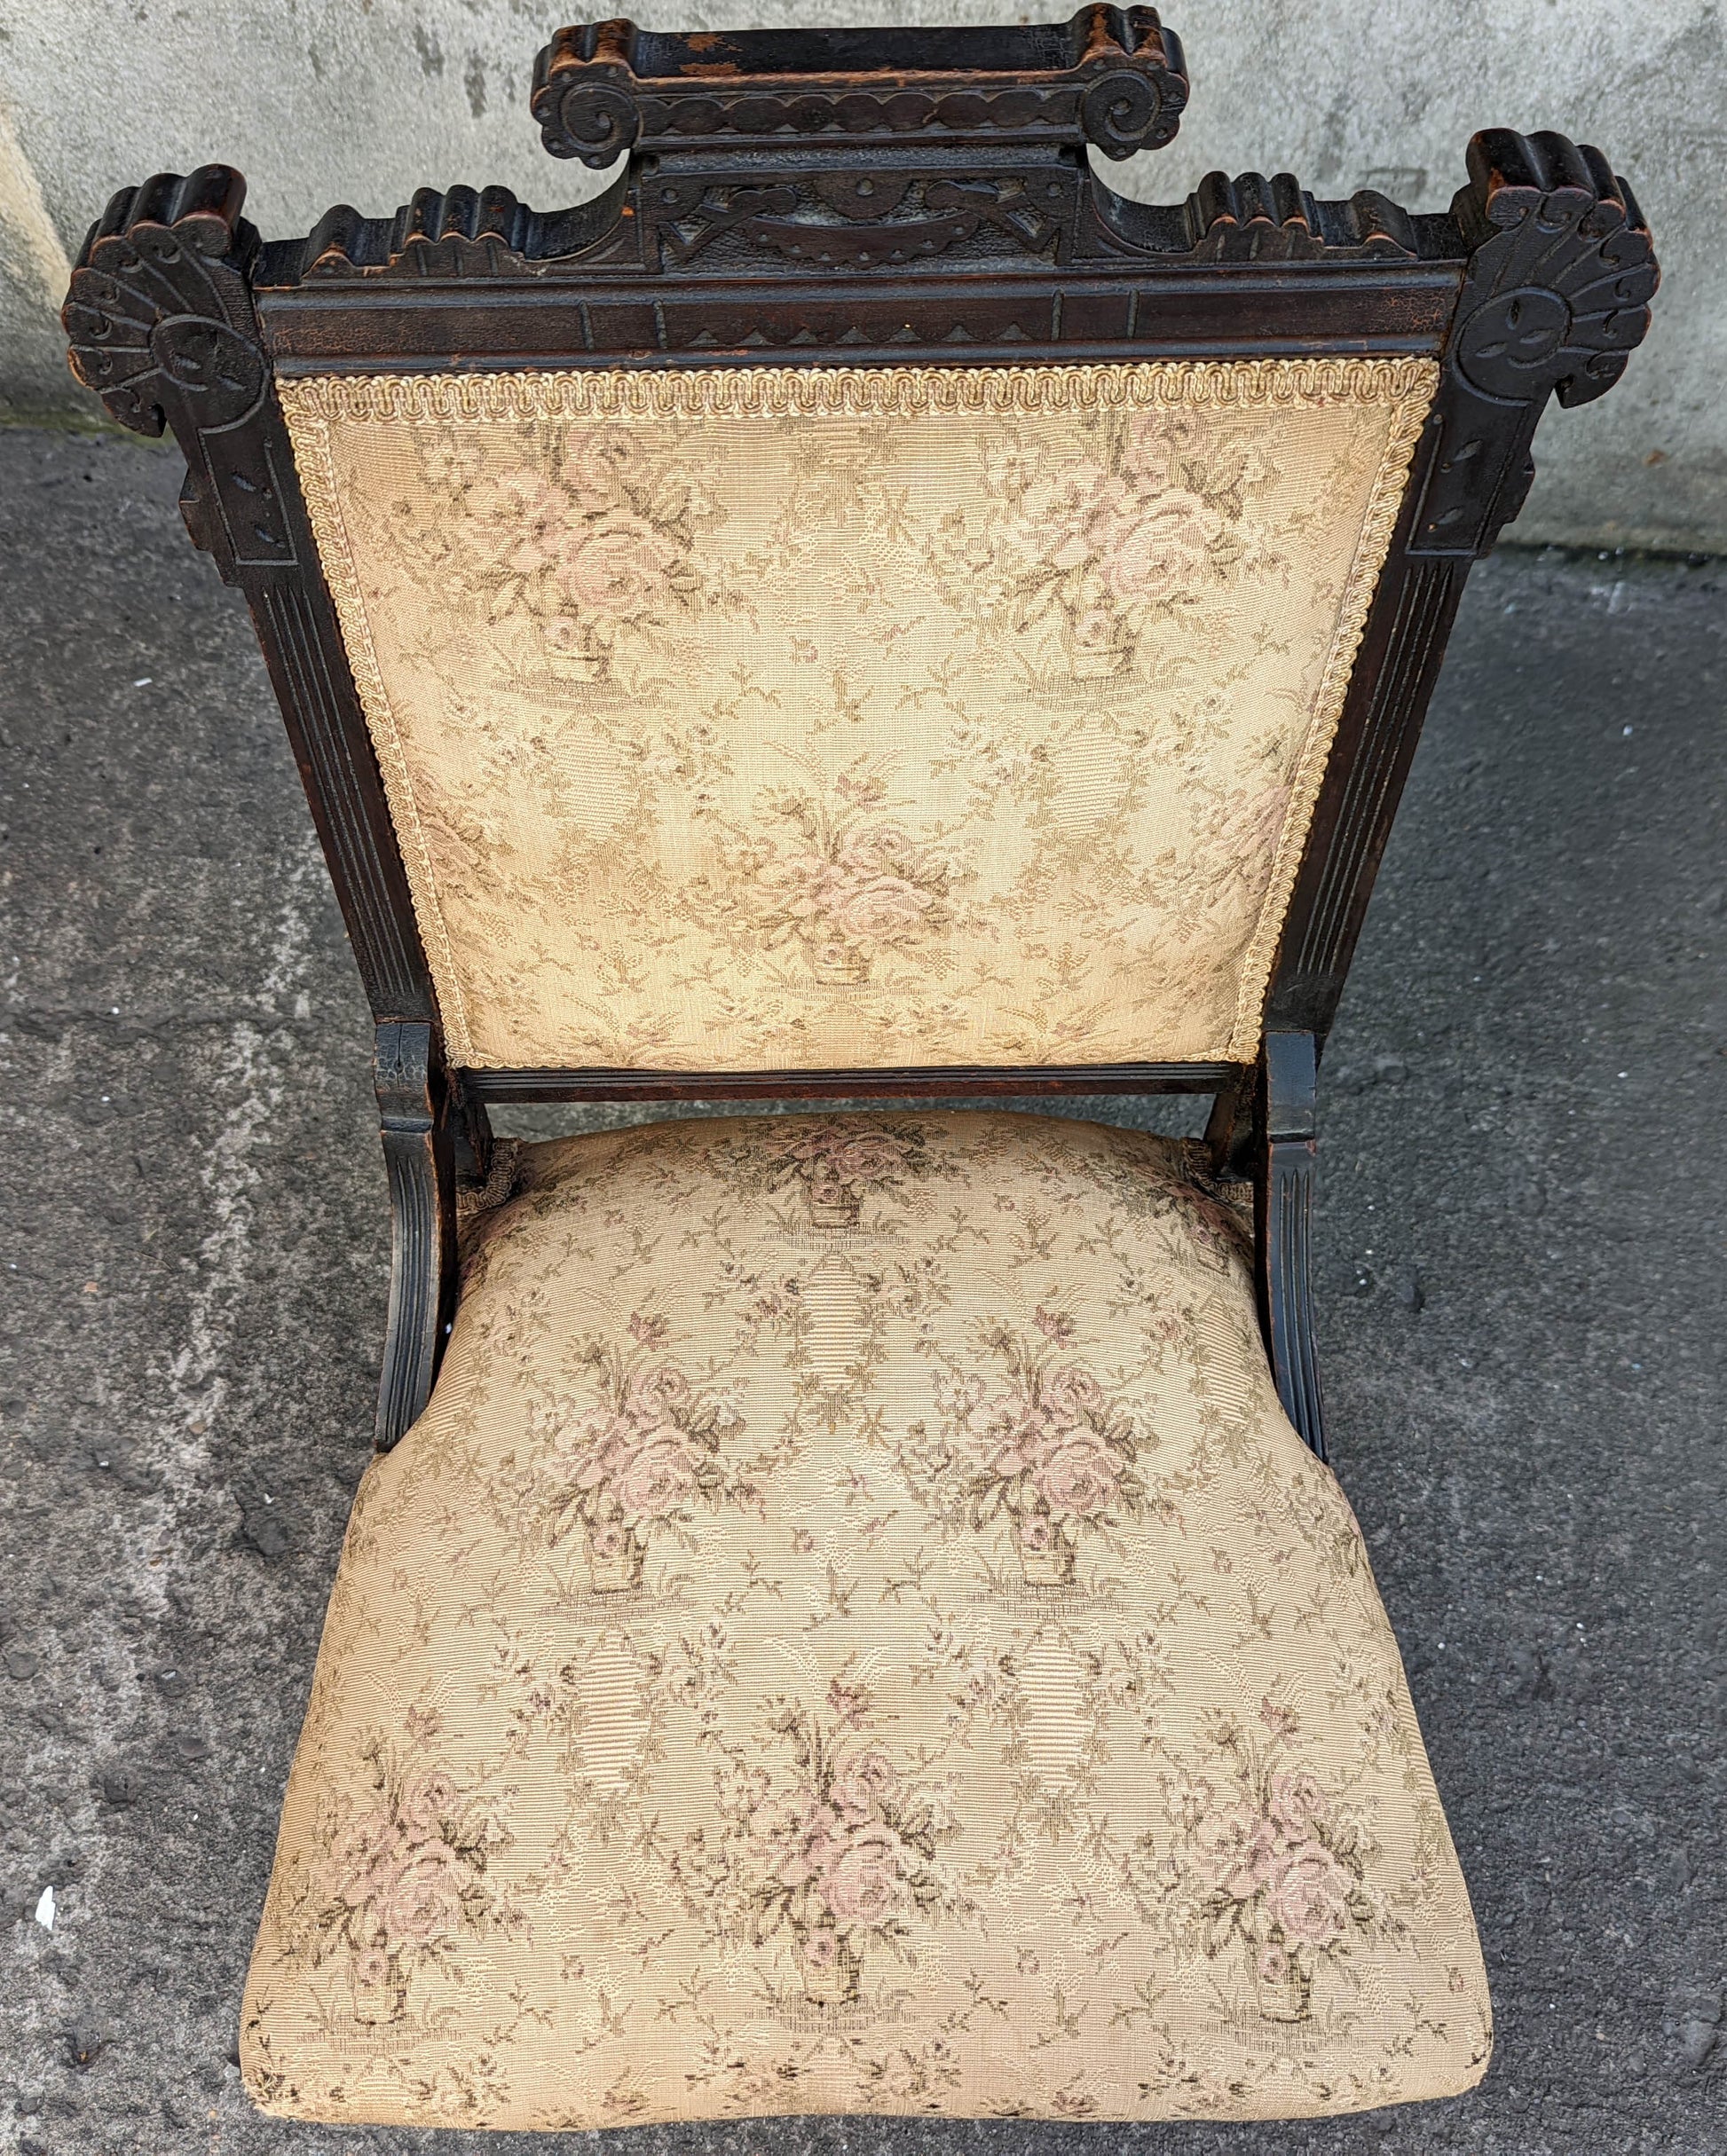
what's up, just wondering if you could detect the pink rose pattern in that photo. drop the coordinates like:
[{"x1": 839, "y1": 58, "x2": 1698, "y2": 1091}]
[
  {"x1": 690, "y1": 765, "x2": 961, "y2": 986},
  {"x1": 311, "y1": 1710, "x2": 516, "y2": 2024},
  {"x1": 292, "y1": 370, "x2": 1434, "y2": 1074},
  {"x1": 903, "y1": 1310, "x2": 1149, "y2": 1585},
  {"x1": 945, "y1": 409, "x2": 1251, "y2": 682},
  {"x1": 1184, "y1": 1707, "x2": 1396, "y2": 2022},
  {"x1": 427, "y1": 432, "x2": 705, "y2": 680},
  {"x1": 541, "y1": 1310, "x2": 749, "y2": 1587},
  {"x1": 753, "y1": 1114, "x2": 942, "y2": 1224},
  {"x1": 671, "y1": 1678, "x2": 968, "y2": 2008}
]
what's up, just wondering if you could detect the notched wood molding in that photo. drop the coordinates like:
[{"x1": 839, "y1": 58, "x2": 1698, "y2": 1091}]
[
  {"x1": 531, "y1": 8, "x2": 1188, "y2": 165},
  {"x1": 296, "y1": 176, "x2": 633, "y2": 281}
]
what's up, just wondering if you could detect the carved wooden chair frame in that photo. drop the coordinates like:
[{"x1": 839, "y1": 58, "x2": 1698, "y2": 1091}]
[{"x1": 63, "y1": 6, "x2": 1657, "y2": 1467}]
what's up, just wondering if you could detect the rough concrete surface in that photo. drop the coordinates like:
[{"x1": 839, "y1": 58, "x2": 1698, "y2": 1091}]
[
  {"x1": 0, "y1": 424, "x2": 1723, "y2": 2155},
  {"x1": 2, "y1": 0, "x2": 1723, "y2": 548}
]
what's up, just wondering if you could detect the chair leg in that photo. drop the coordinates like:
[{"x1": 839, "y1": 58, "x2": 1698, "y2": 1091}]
[
  {"x1": 1203, "y1": 1065, "x2": 1256, "y2": 1181},
  {"x1": 1256, "y1": 1030, "x2": 1327, "y2": 1462},
  {"x1": 373, "y1": 1020, "x2": 457, "y2": 1452},
  {"x1": 450, "y1": 1068, "x2": 493, "y2": 1185}
]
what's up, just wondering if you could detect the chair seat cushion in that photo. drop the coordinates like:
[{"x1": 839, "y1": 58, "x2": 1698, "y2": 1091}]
[{"x1": 241, "y1": 1111, "x2": 1489, "y2": 2130}]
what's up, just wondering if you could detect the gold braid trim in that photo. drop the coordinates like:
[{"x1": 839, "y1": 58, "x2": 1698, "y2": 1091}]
[
  {"x1": 280, "y1": 389, "x2": 480, "y2": 1062},
  {"x1": 1222, "y1": 365, "x2": 1436, "y2": 1059},
  {"x1": 281, "y1": 357, "x2": 1437, "y2": 426}
]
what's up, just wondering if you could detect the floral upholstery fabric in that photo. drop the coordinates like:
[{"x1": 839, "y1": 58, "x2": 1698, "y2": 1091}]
[
  {"x1": 241, "y1": 1112, "x2": 1488, "y2": 2129},
  {"x1": 280, "y1": 361, "x2": 1434, "y2": 1071}
]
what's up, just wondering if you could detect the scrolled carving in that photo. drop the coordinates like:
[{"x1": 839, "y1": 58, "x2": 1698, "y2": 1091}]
[
  {"x1": 531, "y1": 19, "x2": 641, "y2": 167},
  {"x1": 1447, "y1": 128, "x2": 1657, "y2": 408},
  {"x1": 556, "y1": 81, "x2": 641, "y2": 166},
  {"x1": 532, "y1": 8, "x2": 1186, "y2": 159},
  {"x1": 1080, "y1": 58, "x2": 1180, "y2": 160}
]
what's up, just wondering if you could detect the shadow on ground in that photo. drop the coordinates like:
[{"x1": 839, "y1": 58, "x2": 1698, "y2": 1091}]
[{"x1": 1, "y1": 427, "x2": 1723, "y2": 2154}]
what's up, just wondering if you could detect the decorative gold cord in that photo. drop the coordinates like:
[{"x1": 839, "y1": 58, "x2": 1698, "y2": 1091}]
[
  {"x1": 1223, "y1": 368, "x2": 1436, "y2": 1060},
  {"x1": 283, "y1": 356, "x2": 1437, "y2": 427},
  {"x1": 281, "y1": 393, "x2": 481, "y2": 1064}
]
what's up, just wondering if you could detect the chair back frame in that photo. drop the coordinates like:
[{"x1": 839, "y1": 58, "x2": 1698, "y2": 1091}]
[{"x1": 62, "y1": 8, "x2": 1657, "y2": 1458}]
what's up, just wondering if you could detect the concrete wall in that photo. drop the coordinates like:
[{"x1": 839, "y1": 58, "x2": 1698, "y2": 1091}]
[{"x1": 2, "y1": 0, "x2": 1720, "y2": 550}]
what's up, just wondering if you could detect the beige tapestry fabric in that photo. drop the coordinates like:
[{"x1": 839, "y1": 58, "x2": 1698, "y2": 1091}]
[
  {"x1": 280, "y1": 360, "x2": 1435, "y2": 1071},
  {"x1": 242, "y1": 1111, "x2": 1489, "y2": 2130}
]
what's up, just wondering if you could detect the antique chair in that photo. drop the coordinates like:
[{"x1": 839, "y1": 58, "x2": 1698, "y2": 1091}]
[{"x1": 65, "y1": 10, "x2": 1656, "y2": 2130}]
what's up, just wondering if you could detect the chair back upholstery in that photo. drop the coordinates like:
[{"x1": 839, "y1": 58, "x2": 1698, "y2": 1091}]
[{"x1": 280, "y1": 355, "x2": 1431, "y2": 1070}]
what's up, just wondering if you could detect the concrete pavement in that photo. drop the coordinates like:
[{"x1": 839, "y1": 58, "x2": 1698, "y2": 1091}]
[{"x1": 1, "y1": 422, "x2": 1723, "y2": 2153}]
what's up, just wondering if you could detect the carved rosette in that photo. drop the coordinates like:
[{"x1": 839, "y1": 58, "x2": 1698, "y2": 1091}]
[
  {"x1": 1413, "y1": 129, "x2": 1658, "y2": 557},
  {"x1": 64, "y1": 167, "x2": 260, "y2": 430},
  {"x1": 62, "y1": 164, "x2": 295, "y2": 581},
  {"x1": 1451, "y1": 130, "x2": 1658, "y2": 408}
]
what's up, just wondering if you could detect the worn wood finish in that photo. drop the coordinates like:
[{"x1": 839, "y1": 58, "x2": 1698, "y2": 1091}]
[
  {"x1": 468, "y1": 1060, "x2": 1235, "y2": 1105},
  {"x1": 530, "y1": 11, "x2": 1191, "y2": 169},
  {"x1": 1256, "y1": 1030, "x2": 1323, "y2": 1458},
  {"x1": 61, "y1": 170, "x2": 436, "y2": 1026},
  {"x1": 373, "y1": 1022, "x2": 457, "y2": 1449},
  {"x1": 1266, "y1": 128, "x2": 1658, "y2": 1046},
  {"x1": 61, "y1": 17, "x2": 1658, "y2": 1459}
]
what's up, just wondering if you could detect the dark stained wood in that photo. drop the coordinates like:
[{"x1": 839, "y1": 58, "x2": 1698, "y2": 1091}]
[
  {"x1": 259, "y1": 280, "x2": 1459, "y2": 373},
  {"x1": 1266, "y1": 554, "x2": 1469, "y2": 1041},
  {"x1": 248, "y1": 579, "x2": 436, "y2": 1024},
  {"x1": 467, "y1": 1061, "x2": 1236, "y2": 1105},
  {"x1": 1256, "y1": 1030, "x2": 1323, "y2": 1460},
  {"x1": 1264, "y1": 127, "x2": 1659, "y2": 1052},
  {"x1": 59, "y1": 19, "x2": 1660, "y2": 1460},
  {"x1": 373, "y1": 1022, "x2": 457, "y2": 1450},
  {"x1": 62, "y1": 168, "x2": 437, "y2": 1028},
  {"x1": 1202, "y1": 1064, "x2": 1254, "y2": 1183},
  {"x1": 530, "y1": 8, "x2": 1191, "y2": 168}
]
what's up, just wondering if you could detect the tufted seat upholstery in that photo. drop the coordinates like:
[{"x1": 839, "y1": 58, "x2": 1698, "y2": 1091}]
[{"x1": 241, "y1": 1111, "x2": 1488, "y2": 2130}]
